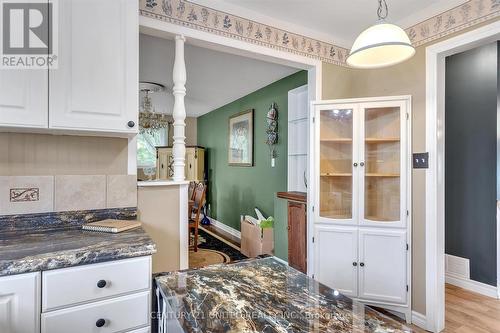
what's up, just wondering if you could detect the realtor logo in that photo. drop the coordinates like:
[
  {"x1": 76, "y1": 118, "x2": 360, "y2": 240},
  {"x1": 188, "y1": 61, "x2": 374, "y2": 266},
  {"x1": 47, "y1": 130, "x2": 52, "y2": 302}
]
[{"x1": 1, "y1": 0, "x2": 58, "y2": 69}]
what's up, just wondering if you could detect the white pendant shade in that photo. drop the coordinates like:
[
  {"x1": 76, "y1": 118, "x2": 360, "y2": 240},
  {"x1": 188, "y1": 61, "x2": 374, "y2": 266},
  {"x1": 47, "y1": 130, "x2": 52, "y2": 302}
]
[{"x1": 347, "y1": 22, "x2": 415, "y2": 69}]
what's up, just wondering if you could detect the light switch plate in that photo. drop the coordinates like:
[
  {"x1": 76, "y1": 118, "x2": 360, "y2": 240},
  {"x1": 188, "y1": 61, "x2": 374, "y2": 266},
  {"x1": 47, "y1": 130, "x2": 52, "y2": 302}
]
[{"x1": 413, "y1": 152, "x2": 429, "y2": 169}]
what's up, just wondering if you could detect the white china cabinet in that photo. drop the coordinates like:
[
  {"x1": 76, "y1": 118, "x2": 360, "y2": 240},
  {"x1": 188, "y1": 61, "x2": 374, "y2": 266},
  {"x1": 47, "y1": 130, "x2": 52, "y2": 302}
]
[{"x1": 311, "y1": 96, "x2": 411, "y2": 320}]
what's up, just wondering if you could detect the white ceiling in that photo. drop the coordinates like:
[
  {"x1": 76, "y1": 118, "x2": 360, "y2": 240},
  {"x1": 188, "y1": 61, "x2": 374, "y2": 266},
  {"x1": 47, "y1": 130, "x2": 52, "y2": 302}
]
[
  {"x1": 139, "y1": 34, "x2": 299, "y2": 117},
  {"x1": 191, "y1": 0, "x2": 467, "y2": 47}
]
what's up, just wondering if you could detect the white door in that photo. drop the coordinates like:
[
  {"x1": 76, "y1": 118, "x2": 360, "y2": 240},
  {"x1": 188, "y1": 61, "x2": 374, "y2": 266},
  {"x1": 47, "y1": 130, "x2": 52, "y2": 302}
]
[
  {"x1": 0, "y1": 272, "x2": 41, "y2": 333},
  {"x1": 314, "y1": 225, "x2": 358, "y2": 297},
  {"x1": 49, "y1": 0, "x2": 138, "y2": 134},
  {"x1": 0, "y1": 70, "x2": 48, "y2": 128},
  {"x1": 358, "y1": 228, "x2": 407, "y2": 304},
  {"x1": 314, "y1": 103, "x2": 360, "y2": 225},
  {"x1": 358, "y1": 100, "x2": 408, "y2": 229}
]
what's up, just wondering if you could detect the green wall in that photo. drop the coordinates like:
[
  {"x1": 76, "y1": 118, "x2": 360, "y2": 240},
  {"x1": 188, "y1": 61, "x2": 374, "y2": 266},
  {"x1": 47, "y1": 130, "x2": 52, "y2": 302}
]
[{"x1": 197, "y1": 71, "x2": 307, "y2": 231}]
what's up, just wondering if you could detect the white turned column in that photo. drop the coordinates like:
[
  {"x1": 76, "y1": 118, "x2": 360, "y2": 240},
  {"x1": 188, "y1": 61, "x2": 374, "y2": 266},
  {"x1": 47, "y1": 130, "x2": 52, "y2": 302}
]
[{"x1": 172, "y1": 35, "x2": 187, "y2": 181}]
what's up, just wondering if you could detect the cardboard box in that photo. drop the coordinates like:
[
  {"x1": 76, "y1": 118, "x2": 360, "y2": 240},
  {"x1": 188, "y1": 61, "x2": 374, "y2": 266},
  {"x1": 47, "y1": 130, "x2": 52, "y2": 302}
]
[{"x1": 240, "y1": 219, "x2": 274, "y2": 258}]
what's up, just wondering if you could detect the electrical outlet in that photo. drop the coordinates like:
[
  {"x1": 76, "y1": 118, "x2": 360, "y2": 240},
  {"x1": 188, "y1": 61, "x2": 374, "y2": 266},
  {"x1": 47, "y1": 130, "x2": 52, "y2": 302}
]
[{"x1": 413, "y1": 153, "x2": 429, "y2": 169}]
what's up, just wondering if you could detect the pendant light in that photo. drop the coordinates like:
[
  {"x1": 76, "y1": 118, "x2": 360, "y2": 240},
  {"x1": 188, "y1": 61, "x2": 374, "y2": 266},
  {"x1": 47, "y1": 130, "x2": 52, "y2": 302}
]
[{"x1": 347, "y1": 0, "x2": 415, "y2": 69}]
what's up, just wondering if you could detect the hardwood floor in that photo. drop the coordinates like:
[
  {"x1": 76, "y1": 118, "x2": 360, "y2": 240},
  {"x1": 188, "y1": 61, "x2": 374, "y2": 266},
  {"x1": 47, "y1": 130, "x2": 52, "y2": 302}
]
[{"x1": 407, "y1": 284, "x2": 500, "y2": 332}]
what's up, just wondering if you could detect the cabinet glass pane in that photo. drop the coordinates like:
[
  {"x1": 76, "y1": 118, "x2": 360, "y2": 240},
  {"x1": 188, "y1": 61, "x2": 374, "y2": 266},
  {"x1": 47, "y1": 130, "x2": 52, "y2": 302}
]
[
  {"x1": 365, "y1": 107, "x2": 400, "y2": 222},
  {"x1": 320, "y1": 108, "x2": 353, "y2": 219}
]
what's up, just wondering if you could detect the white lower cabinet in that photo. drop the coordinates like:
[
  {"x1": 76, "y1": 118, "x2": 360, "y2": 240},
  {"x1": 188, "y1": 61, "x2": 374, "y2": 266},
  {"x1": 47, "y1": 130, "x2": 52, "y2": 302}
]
[
  {"x1": 0, "y1": 256, "x2": 152, "y2": 333},
  {"x1": 0, "y1": 272, "x2": 41, "y2": 333},
  {"x1": 41, "y1": 291, "x2": 150, "y2": 333},
  {"x1": 41, "y1": 256, "x2": 152, "y2": 333},
  {"x1": 314, "y1": 225, "x2": 358, "y2": 297},
  {"x1": 358, "y1": 228, "x2": 407, "y2": 304},
  {"x1": 314, "y1": 226, "x2": 407, "y2": 305}
]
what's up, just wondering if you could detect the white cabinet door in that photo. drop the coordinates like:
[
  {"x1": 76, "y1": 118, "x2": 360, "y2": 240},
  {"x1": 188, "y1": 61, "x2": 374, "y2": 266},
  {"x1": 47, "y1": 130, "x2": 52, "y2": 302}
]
[
  {"x1": 314, "y1": 225, "x2": 358, "y2": 297},
  {"x1": 358, "y1": 228, "x2": 407, "y2": 304},
  {"x1": 0, "y1": 272, "x2": 41, "y2": 333},
  {"x1": 49, "y1": 0, "x2": 138, "y2": 134},
  {"x1": 0, "y1": 70, "x2": 48, "y2": 128}
]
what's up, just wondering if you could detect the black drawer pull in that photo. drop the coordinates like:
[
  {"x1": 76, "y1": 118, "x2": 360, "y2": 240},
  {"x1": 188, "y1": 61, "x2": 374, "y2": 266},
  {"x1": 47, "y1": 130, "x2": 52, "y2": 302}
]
[
  {"x1": 352, "y1": 262, "x2": 357, "y2": 267},
  {"x1": 360, "y1": 262, "x2": 365, "y2": 267},
  {"x1": 96, "y1": 319, "x2": 106, "y2": 328},
  {"x1": 97, "y1": 280, "x2": 107, "y2": 288}
]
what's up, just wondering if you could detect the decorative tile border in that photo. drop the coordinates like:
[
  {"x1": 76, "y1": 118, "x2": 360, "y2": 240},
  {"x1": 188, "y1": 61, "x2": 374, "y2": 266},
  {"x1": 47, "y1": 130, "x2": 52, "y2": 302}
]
[
  {"x1": 406, "y1": 0, "x2": 500, "y2": 47},
  {"x1": 140, "y1": 0, "x2": 500, "y2": 66},
  {"x1": 139, "y1": 0, "x2": 349, "y2": 66},
  {"x1": 10, "y1": 188, "x2": 40, "y2": 202}
]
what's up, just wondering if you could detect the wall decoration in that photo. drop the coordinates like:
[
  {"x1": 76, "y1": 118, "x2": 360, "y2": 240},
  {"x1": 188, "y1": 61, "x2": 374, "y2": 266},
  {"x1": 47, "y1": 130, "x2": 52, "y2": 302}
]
[
  {"x1": 10, "y1": 188, "x2": 40, "y2": 202},
  {"x1": 138, "y1": 0, "x2": 348, "y2": 66},
  {"x1": 138, "y1": 0, "x2": 500, "y2": 66},
  {"x1": 228, "y1": 109, "x2": 253, "y2": 166},
  {"x1": 265, "y1": 103, "x2": 278, "y2": 167}
]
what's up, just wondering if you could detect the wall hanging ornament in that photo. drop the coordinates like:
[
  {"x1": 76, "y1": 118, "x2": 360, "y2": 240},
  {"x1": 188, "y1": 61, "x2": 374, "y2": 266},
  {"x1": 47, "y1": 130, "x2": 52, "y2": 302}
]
[{"x1": 266, "y1": 102, "x2": 278, "y2": 167}]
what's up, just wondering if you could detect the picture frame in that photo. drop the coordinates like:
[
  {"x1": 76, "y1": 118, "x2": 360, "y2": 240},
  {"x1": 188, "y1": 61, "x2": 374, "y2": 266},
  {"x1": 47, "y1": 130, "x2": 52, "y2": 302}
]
[{"x1": 228, "y1": 109, "x2": 254, "y2": 166}]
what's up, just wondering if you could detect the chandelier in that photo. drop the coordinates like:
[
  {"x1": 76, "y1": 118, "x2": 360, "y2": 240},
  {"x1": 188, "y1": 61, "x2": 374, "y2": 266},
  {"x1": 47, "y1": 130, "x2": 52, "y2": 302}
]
[{"x1": 139, "y1": 82, "x2": 170, "y2": 134}]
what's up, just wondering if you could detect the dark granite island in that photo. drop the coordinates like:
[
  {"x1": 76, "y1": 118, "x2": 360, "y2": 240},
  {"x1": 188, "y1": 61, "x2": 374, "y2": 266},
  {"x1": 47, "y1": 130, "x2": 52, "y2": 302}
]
[{"x1": 155, "y1": 257, "x2": 413, "y2": 332}]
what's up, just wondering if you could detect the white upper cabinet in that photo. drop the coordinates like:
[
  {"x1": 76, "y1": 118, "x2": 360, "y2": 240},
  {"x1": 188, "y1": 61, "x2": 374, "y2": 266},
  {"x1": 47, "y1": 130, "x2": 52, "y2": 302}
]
[
  {"x1": 0, "y1": 64, "x2": 48, "y2": 129},
  {"x1": 49, "y1": 0, "x2": 138, "y2": 134},
  {"x1": 0, "y1": 272, "x2": 41, "y2": 333}
]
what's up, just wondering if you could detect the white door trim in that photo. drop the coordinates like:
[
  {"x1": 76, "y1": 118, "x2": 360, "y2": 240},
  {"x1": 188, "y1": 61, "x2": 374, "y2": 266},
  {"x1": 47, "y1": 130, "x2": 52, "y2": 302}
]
[
  {"x1": 425, "y1": 20, "x2": 500, "y2": 333},
  {"x1": 139, "y1": 15, "x2": 322, "y2": 277}
]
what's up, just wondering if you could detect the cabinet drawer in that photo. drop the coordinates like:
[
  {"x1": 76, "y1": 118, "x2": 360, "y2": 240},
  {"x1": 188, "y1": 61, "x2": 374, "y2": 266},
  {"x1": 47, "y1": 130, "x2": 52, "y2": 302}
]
[
  {"x1": 42, "y1": 256, "x2": 151, "y2": 311},
  {"x1": 41, "y1": 291, "x2": 150, "y2": 333}
]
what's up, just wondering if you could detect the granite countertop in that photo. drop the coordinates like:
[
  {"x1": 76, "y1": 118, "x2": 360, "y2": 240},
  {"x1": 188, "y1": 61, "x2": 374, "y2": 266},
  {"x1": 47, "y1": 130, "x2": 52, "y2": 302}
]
[
  {"x1": 156, "y1": 257, "x2": 413, "y2": 333},
  {"x1": 0, "y1": 208, "x2": 156, "y2": 277}
]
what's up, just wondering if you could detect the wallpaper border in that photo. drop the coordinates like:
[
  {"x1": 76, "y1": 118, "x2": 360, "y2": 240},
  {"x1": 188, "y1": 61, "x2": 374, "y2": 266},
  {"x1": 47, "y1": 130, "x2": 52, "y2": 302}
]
[{"x1": 139, "y1": 0, "x2": 500, "y2": 66}]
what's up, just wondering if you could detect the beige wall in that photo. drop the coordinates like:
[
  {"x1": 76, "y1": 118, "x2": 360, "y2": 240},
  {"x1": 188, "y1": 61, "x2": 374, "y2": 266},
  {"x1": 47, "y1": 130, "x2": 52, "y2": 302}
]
[
  {"x1": 322, "y1": 17, "x2": 500, "y2": 315},
  {"x1": 137, "y1": 185, "x2": 181, "y2": 273},
  {"x1": 0, "y1": 133, "x2": 128, "y2": 176},
  {"x1": 167, "y1": 116, "x2": 198, "y2": 146}
]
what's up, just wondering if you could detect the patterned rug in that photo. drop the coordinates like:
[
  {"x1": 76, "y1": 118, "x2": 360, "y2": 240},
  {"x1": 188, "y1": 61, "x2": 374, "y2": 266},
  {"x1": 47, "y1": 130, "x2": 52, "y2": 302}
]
[{"x1": 189, "y1": 229, "x2": 246, "y2": 269}]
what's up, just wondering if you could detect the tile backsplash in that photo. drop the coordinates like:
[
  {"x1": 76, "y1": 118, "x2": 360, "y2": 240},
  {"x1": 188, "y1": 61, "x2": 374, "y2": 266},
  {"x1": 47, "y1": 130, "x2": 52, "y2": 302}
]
[
  {"x1": 0, "y1": 175, "x2": 137, "y2": 216},
  {"x1": 0, "y1": 176, "x2": 54, "y2": 215}
]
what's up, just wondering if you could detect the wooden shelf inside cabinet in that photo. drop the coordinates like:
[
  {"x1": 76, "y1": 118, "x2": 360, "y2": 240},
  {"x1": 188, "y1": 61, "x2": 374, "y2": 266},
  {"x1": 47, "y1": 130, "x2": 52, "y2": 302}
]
[
  {"x1": 365, "y1": 173, "x2": 400, "y2": 177},
  {"x1": 320, "y1": 173, "x2": 352, "y2": 177},
  {"x1": 365, "y1": 138, "x2": 400, "y2": 143},
  {"x1": 320, "y1": 138, "x2": 353, "y2": 143},
  {"x1": 365, "y1": 215, "x2": 397, "y2": 222},
  {"x1": 320, "y1": 211, "x2": 352, "y2": 219}
]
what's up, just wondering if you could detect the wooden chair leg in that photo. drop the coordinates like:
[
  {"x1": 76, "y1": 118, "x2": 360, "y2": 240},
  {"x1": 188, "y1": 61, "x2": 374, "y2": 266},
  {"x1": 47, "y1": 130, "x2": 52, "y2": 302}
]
[{"x1": 194, "y1": 225, "x2": 199, "y2": 252}]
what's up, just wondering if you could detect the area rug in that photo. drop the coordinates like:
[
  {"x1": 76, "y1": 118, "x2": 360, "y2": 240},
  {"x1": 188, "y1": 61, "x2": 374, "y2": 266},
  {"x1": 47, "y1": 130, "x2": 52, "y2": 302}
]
[{"x1": 189, "y1": 229, "x2": 247, "y2": 269}]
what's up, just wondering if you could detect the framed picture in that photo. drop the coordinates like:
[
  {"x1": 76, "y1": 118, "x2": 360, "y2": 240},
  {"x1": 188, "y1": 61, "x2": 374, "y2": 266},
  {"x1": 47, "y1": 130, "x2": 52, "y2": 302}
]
[{"x1": 228, "y1": 109, "x2": 254, "y2": 166}]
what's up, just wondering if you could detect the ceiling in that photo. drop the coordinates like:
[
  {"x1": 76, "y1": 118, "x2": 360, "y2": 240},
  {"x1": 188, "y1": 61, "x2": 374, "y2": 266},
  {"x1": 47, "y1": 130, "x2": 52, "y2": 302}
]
[
  {"x1": 139, "y1": 34, "x2": 299, "y2": 117},
  {"x1": 191, "y1": 0, "x2": 467, "y2": 47}
]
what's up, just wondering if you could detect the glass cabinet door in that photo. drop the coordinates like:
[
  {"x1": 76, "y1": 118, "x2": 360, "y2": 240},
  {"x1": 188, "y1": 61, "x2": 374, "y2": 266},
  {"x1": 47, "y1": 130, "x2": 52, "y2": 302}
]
[
  {"x1": 317, "y1": 106, "x2": 356, "y2": 223},
  {"x1": 360, "y1": 102, "x2": 405, "y2": 226}
]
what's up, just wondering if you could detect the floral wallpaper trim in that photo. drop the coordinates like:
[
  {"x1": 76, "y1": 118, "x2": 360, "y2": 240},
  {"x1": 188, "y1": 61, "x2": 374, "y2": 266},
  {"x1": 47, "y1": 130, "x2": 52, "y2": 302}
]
[
  {"x1": 139, "y1": 0, "x2": 349, "y2": 66},
  {"x1": 139, "y1": 0, "x2": 500, "y2": 66},
  {"x1": 405, "y1": 0, "x2": 500, "y2": 47}
]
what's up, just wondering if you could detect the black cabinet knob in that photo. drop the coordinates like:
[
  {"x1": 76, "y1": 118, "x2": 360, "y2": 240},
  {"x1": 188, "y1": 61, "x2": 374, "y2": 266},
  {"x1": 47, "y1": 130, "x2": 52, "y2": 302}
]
[
  {"x1": 353, "y1": 163, "x2": 358, "y2": 167},
  {"x1": 360, "y1": 262, "x2": 365, "y2": 267},
  {"x1": 352, "y1": 262, "x2": 358, "y2": 266},
  {"x1": 96, "y1": 319, "x2": 106, "y2": 328},
  {"x1": 360, "y1": 162, "x2": 365, "y2": 167},
  {"x1": 127, "y1": 120, "x2": 135, "y2": 128},
  {"x1": 97, "y1": 280, "x2": 107, "y2": 288}
]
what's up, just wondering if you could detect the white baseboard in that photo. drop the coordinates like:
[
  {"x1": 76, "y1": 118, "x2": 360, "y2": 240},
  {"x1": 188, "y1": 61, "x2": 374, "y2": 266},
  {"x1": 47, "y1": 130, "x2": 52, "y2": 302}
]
[
  {"x1": 207, "y1": 217, "x2": 241, "y2": 240},
  {"x1": 411, "y1": 311, "x2": 427, "y2": 330},
  {"x1": 445, "y1": 273, "x2": 499, "y2": 299}
]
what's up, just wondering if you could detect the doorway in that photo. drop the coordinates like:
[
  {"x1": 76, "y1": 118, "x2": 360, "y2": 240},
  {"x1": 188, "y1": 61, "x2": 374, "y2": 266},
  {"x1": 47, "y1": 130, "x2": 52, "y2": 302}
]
[{"x1": 426, "y1": 20, "x2": 500, "y2": 333}]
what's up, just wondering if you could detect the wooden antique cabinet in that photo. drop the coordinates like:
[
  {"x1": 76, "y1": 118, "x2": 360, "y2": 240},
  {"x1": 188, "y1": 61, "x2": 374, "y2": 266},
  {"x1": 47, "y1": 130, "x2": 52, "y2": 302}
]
[
  {"x1": 311, "y1": 96, "x2": 411, "y2": 321},
  {"x1": 157, "y1": 146, "x2": 205, "y2": 182}
]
